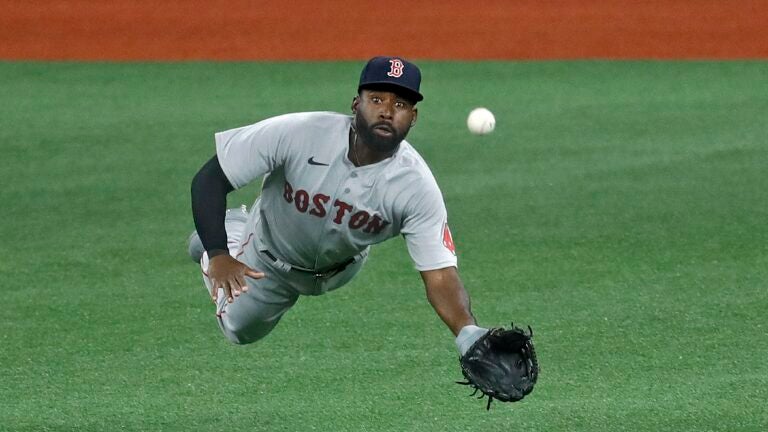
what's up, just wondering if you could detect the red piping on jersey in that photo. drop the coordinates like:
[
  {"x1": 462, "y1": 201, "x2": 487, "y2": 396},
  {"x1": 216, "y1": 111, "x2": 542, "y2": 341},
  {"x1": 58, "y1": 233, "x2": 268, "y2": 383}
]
[{"x1": 236, "y1": 233, "x2": 254, "y2": 259}]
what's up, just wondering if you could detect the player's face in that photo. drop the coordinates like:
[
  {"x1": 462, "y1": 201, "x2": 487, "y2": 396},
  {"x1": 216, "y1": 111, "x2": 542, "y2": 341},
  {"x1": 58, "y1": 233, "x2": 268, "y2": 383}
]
[{"x1": 353, "y1": 90, "x2": 418, "y2": 153}]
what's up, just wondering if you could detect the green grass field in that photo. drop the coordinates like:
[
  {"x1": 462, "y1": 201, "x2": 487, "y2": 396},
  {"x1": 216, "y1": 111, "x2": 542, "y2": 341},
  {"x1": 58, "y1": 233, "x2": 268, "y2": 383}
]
[{"x1": 1, "y1": 60, "x2": 767, "y2": 432}]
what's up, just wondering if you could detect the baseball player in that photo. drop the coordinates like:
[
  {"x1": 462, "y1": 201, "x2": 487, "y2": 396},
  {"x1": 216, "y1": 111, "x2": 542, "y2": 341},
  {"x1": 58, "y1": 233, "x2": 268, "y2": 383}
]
[{"x1": 189, "y1": 56, "x2": 488, "y2": 356}]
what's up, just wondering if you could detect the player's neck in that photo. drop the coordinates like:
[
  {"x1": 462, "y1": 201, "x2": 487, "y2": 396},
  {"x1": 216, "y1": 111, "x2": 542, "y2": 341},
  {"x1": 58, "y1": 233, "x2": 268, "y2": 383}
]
[{"x1": 349, "y1": 128, "x2": 397, "y2": 167}]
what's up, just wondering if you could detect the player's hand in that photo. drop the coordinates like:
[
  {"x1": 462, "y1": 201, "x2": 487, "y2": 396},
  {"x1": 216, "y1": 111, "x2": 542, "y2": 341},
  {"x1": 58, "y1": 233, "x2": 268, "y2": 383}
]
[{"x1": 208, "y1": 254, "x2": 265, "y2": 304}]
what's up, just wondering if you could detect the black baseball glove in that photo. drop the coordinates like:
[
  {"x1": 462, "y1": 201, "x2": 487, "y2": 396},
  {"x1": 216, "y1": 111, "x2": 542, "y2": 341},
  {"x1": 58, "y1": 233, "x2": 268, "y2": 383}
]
[{"x1": 457, "y1": 324, "x2": 539, "y2": 410}]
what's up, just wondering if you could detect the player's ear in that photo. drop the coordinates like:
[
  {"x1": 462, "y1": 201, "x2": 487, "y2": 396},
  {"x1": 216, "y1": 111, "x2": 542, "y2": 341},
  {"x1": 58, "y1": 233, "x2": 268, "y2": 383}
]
[
  {"x1": 410, "y1": 108, "x2": 418, "y2": 127},
  {"x1": 351, "y1": 95, "x2": 360, "y2": 114}
]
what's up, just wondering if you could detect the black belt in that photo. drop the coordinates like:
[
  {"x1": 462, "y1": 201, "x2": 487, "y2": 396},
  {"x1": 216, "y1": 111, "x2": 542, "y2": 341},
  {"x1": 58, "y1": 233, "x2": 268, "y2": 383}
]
[{"x1": 260, "y1": 249, "x2": 356, "y2": 279}]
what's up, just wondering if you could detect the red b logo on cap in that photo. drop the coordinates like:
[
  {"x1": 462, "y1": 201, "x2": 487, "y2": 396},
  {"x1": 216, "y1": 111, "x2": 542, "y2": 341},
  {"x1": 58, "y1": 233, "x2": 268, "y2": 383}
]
[{"x1": 387, "y1": 59, "x2": 405, "y2": 78}]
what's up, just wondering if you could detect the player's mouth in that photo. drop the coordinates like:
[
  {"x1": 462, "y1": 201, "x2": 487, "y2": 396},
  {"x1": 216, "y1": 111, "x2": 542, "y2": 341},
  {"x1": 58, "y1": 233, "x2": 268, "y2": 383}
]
[{"x1": 372, "y1": 124, "x2": 395, "y2": 137}]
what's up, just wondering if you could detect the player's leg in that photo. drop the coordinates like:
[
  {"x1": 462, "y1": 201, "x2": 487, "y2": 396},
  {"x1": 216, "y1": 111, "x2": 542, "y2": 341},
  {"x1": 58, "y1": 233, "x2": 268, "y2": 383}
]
[
  {"x1": 194, "y1": 205, "x2": 299, "y2": 344},
  {"x1": 201, "y1": 251, "x2": 298, "y2": 345}
]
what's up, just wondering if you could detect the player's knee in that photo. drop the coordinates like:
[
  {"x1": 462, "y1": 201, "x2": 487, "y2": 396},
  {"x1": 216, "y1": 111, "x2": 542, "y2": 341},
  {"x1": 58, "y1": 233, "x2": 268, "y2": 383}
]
[
  {"x1": 224, "y1": 331, "x2": 261, "y2": 345},
  {"x1": 223, "y1": 326, "x2": 268, "y2": 345},
  {"x1": 220, "y1": 317, "x2": 275, "y2": 345}
]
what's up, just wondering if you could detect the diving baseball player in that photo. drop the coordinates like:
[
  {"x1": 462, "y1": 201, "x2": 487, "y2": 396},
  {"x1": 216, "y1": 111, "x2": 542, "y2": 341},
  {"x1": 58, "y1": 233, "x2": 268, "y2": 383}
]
[{"x1": 189, "y1": 56, "x2": 489, "y2": 357}]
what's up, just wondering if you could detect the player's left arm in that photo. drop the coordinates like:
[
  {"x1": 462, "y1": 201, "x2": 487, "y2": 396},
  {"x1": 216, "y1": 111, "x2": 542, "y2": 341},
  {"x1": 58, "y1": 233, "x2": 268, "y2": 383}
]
[
  {"x1": 402, "y1": 178, "x2": 489, "y2": 352},
  {"x1": 421, "y1": 267, "x2": 490, "y2": 355},
  {"x1": 420, "y1": 266, "x2": 476, "y2": 336}
]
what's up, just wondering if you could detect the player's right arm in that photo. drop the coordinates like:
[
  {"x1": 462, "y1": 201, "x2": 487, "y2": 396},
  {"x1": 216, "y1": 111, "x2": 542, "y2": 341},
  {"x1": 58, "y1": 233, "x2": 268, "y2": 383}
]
[
  {"x1": 194, "y1": 114, "x2": 302, "y2": 302},
  {"x1": 191, "y1": 155, "x2": 264, "y2": 303}
]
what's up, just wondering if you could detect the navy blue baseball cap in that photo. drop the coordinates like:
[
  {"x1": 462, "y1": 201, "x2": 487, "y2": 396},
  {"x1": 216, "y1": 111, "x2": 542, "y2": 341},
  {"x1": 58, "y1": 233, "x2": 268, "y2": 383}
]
[{"x1": 358, "y1": 56, "x2": 423, "y2": 103}]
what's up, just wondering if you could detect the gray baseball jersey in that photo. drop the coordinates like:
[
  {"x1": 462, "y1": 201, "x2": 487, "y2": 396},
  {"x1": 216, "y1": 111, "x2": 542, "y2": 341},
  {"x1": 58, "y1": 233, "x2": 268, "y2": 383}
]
[{"x1": 215, "y1": 111, "x2": 457, "y2": 273}]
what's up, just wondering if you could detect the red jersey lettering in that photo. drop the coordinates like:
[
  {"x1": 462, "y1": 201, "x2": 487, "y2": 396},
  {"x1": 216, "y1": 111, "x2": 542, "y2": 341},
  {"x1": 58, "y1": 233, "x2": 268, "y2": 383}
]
[
  {"x1": 363, "y1": 214, "x2": 390, "y2": 234},
  {"x1": 294, "y1": 189, "x2": 309, "y2": 213},
  {"x1": 309, "y1": 193, "x2": 330, "y2": 217},
  {"x1": 283, "y1": 181, "x2": 294, "y2": 203},
  {"x1": 348, "y1": 211, "x2": 370, "y2": 229},
  {"x1": 332, "y1": 199, "x2": 353, "y2": 224}
]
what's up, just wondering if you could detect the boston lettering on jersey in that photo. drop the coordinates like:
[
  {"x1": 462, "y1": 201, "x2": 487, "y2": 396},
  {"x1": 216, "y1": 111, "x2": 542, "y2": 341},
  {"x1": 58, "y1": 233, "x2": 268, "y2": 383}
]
[{"x1": 283, "y1": 181, "x2": 390, "y2": 234}]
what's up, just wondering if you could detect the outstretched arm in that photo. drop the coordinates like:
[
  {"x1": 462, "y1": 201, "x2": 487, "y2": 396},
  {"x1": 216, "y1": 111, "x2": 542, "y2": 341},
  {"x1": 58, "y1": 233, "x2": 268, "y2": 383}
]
[
  {"x1": 420, "y1": 267, "x2": 476, "y2": 336},
  {"x1": 421, "y1": 267, "x2": 489, "y2": 355}
]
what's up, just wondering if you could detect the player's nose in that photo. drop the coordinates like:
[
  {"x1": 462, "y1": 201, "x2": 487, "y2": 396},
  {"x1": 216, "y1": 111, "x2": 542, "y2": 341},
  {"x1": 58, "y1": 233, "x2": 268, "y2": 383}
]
[{"x1": 378, "y1": 101, "x2": 394, "y2": 119}]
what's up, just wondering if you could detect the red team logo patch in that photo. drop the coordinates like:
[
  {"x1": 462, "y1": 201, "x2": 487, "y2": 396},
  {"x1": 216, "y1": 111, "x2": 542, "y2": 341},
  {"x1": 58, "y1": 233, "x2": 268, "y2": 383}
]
[
  {"x1": 442, "y1": 222, "x2": 456, "y2": 255},
  {"x1": 387, "y1": 59, "x2": 405, "y2": 78}
]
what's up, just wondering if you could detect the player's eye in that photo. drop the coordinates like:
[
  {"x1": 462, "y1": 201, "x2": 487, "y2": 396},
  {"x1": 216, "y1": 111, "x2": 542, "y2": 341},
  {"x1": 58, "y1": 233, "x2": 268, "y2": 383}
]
[
  {"x1": 395, "y1": 101, "x2": 406, "y2": 109},
  {"x1": 371, "y1": 96, "x2": 382, "y2": 103}
]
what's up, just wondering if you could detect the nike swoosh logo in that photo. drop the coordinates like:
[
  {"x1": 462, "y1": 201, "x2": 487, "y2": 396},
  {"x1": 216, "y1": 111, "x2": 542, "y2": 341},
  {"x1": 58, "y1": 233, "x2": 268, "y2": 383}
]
[{"x1": 307, "y1": 157, "x2": 329, "y2": 166}]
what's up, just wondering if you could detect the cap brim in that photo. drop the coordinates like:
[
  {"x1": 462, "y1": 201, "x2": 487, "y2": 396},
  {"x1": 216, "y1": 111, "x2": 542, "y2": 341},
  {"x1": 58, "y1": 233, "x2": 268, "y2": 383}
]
[{"x1": 358, "y1": 82, "x2": 423, "y2": 103}]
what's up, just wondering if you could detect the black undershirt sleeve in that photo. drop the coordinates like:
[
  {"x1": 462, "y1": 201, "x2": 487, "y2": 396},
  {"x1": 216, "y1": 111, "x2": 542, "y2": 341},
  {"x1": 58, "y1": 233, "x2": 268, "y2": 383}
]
[{"x1": 191, "y1": 155, "x2": 235, "y2": 257}]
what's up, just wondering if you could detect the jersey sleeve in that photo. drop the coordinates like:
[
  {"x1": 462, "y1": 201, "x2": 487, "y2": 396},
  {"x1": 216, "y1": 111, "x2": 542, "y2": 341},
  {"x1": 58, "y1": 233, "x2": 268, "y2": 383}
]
[
  {"x1": 214, "y1": 115, "x2": 292, "y2": 189},
  {"x1": 400, "y1": 182, "x2": 458, "y2": 271}
]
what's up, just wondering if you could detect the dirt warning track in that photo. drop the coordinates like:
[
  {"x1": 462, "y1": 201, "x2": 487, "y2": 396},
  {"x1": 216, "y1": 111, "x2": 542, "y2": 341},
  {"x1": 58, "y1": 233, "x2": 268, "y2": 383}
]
[{"x1": 1, "y1": 0, "x2": 766, "y2": 60}]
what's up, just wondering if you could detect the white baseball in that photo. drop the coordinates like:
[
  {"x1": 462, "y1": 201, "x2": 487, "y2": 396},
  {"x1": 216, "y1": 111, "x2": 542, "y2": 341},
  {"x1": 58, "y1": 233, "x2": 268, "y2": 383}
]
[{"x1": 467, "y1": 108, "x2": 496, "y2": 135}]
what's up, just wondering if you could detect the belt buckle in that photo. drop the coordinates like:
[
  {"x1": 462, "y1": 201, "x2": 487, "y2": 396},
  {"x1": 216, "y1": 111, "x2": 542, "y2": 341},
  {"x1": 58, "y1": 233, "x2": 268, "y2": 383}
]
[{"x1": 314, "y1": 270, "x2": 335, "y2": 279}]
